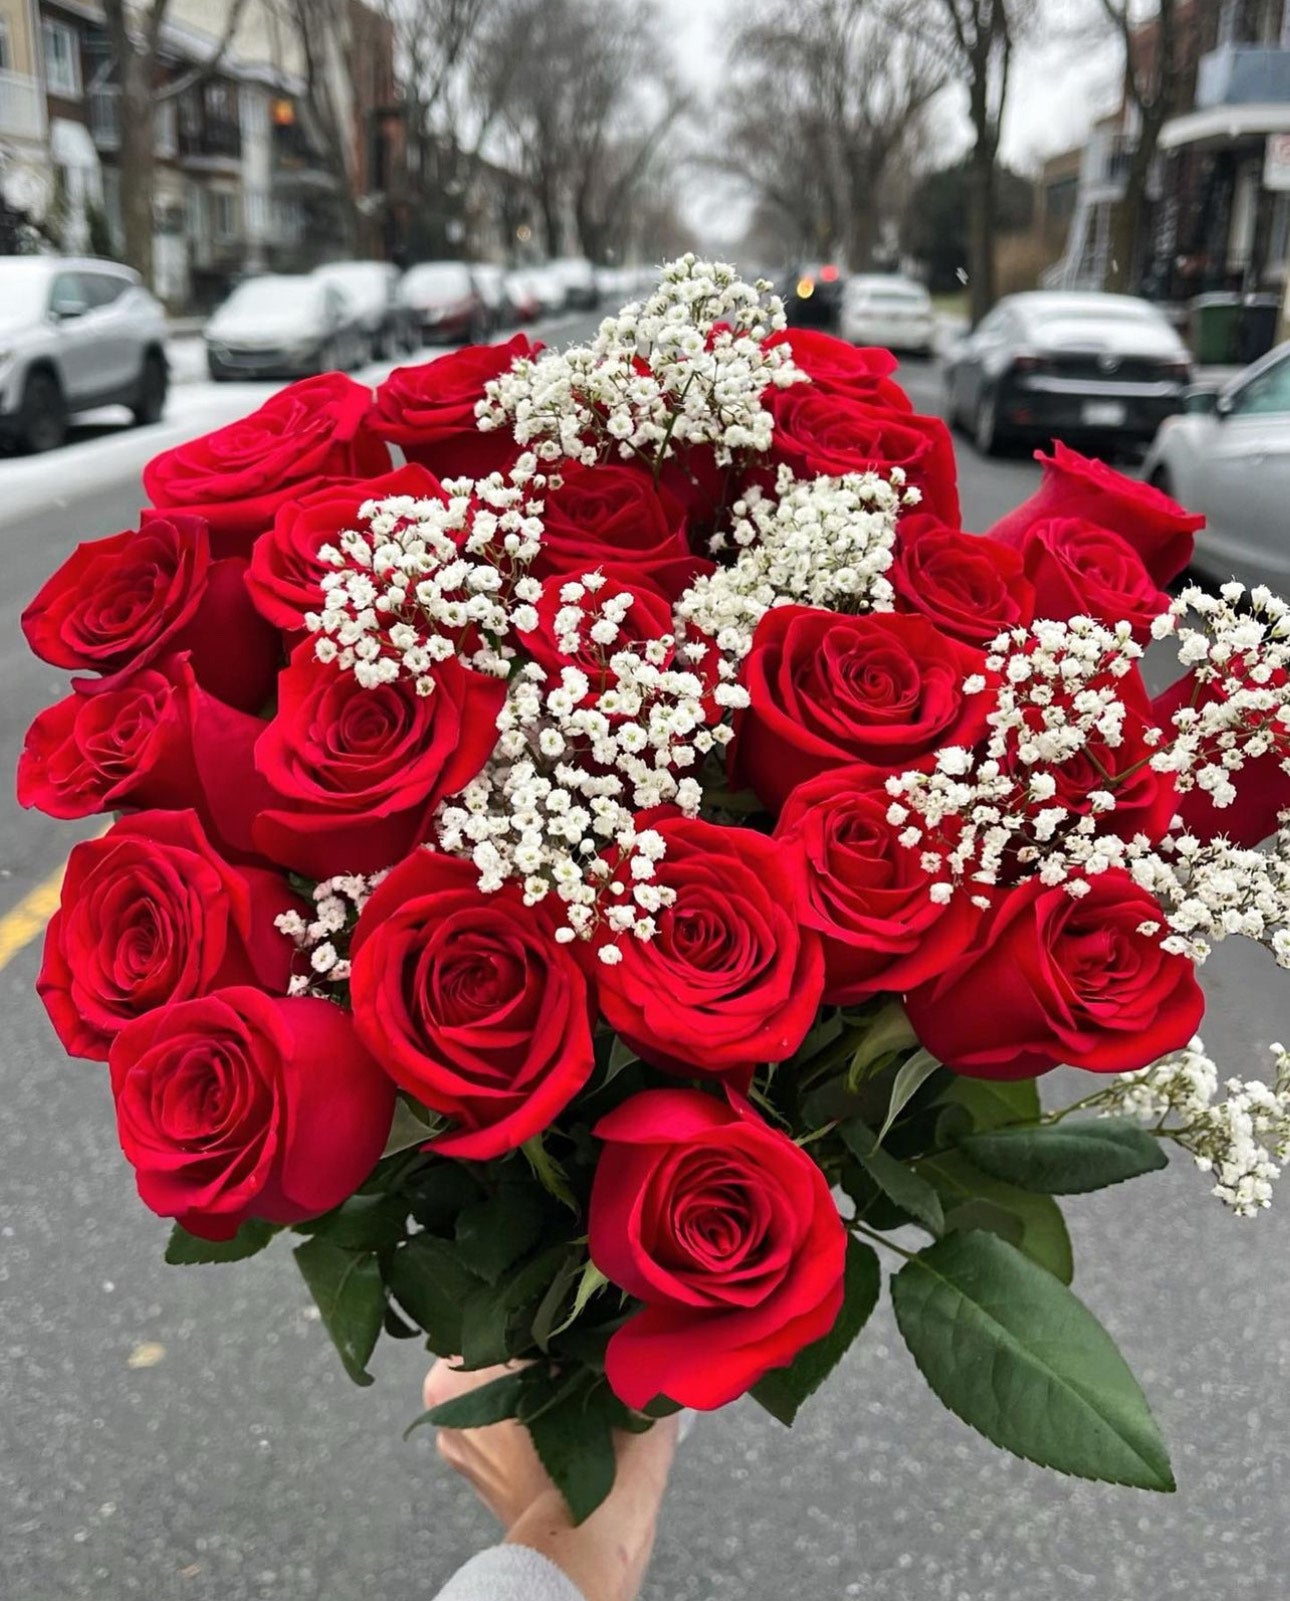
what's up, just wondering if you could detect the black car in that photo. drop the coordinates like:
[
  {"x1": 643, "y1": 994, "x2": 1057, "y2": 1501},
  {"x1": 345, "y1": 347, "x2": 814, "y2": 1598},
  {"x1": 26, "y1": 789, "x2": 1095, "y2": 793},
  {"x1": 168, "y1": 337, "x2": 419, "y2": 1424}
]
[
  {"x1": 781, "y1": 263, "x2": 845, "y2": 330},
  {"x1": 944, "y1": 291, "x2": 1193, "y2": 456}
]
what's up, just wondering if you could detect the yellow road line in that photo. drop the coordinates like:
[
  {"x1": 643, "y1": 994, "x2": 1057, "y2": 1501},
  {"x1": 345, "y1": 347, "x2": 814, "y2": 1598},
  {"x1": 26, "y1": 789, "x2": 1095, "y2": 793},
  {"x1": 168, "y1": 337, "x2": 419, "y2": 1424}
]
[{"x1": 0, "y1": 861, "x2": 67, "y2": 973}]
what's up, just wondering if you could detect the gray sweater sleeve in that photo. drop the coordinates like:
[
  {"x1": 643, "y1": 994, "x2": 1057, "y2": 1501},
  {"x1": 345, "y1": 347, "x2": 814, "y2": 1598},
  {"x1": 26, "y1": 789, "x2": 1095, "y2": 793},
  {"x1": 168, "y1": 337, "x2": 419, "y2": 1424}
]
[{"x1": 432, "y1": 1544, "x2": 585, "y2": 1601}]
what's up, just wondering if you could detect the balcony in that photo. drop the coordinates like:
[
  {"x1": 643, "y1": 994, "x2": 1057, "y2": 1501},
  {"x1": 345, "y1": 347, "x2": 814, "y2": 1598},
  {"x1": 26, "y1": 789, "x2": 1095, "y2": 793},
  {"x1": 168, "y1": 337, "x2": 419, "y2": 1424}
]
[
  {"x1": 0, "y1": 69, "x2": 43, "y2": 141},
  {"x1": 1197, "y1": 44, "x2": 1290, "y2": 108}
]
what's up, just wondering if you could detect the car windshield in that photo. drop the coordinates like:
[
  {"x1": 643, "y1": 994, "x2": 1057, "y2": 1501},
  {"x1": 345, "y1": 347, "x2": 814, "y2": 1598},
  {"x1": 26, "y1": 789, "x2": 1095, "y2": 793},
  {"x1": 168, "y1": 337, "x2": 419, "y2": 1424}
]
[
  {"x1": 0, "y1": 261, "x2": 52, "y2": 323},
  {"x1": 856, "y1": 284, "x2": 928, "y2": 305},
  {"x1": 1033, "y1": 303, "x2": 1163, "y2": 328},
  {"x1": 223, "y1": 278, "x2": 321, "y2": 315}
]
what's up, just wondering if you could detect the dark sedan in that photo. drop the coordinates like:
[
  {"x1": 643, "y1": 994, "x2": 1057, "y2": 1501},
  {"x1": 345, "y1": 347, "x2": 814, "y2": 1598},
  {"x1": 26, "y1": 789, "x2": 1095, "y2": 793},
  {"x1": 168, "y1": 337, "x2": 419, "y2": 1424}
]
[
  {"x1": 781, "y1": 263, "x2": 845, "y2": 330},
  {"x1": 944, "y1": 291, "x2": 1193, "y2": 456}
]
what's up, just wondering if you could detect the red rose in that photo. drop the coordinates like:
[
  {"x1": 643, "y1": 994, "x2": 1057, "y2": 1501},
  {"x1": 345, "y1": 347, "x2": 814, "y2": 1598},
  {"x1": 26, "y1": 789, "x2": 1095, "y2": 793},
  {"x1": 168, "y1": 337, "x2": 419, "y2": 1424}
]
[
  {"x1": 349, "y1": 850, "x2": 594, "y2": 1158},
  {"x1": 17, "y1": 657, "x2": 201, "y2": 821},
  {"x1": 732, "y1": 607, "x2": 993, "y2": 813},
  {"x1": 531, "y1": 463, "x2": 711, "y2": 601},
  {"x1": 143, "y1": 374, "x2": 389, "y2": 558},
  {"x1": 1152, "y1": 668, "x2": 1290, "y2": 847},
  {"x1": 515, "y1": 570, "x2": 675, "y2": 696},
  {"x1": 774, "y1": 765, "x2": 982, "y2": 1003},
  {"x1": 890, "y1": 516, "x2": 1034, "y2": 647},
  {"x1": 252, "y1": 644, "x2": 506, "y2": 878},
  {"x1": 589, "y1": 814, "x2": 824, "y2": 1078},
  {"x1": 20, "y1": 514, "x2": 277, "y2": 712},
  {"x1": 589, "y1": 1088, "x2": 846, "y2": 1410},
  {"x1": 368, "y1": 334, "x2": 539, "y2": 480},
  {"x1": 987, "y1": 441, "x2": 1203, "y2": 587},
  {"x1": 763, "y1": 327, "x2": 912, "y2": 410},
  {"x1": 246, "y1": 462, "x2": 446, "y2": 632},
  {"x1": 764, "y1": 386, "x2": 960, "y2": 525},
  {"x1": 109, "y1": 988, "x2": 394, "y2": 1240},
  {"x1": 905, "y1": 870, "x2": 1205, "y2": 1079},
  {"x1": 1017, "y1": 517, "x2": 1171, "y2": 640},
  {"x1": 38, "y1": 810, "x2": 302, "y2": 1062}
]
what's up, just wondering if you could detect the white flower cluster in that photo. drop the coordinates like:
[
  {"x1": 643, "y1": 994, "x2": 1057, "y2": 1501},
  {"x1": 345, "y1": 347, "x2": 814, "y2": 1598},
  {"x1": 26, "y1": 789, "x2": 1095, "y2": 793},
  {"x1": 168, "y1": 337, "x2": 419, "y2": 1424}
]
[
  {"x1": 1149, "y1": 582, "x2": 1290, "y2": 814},
  {"x1": 275, "y1": 872, "x2": 387, "y2": 994},
  {"x1": 477, "y1": 254, "x2": 804, "y2": 470},
  {"x1": 1096, "y1": 1036, "x2": 1290, "y2": 1215},
  {"x1": 676, "y1": 468, "x2": 906, "y2": 657},
  {"x1": 885, "y1": 617, "x2": 1147, "y2": 903},
  {"x1": 884, "y1": 613, "x2": 1290, "y2": 961},
  {"x1": 438, "y1": 582, "x2": 738, "y2": 955},
  {"x1": 306, "y1": 465, "x2": 546, "y2": 692}
]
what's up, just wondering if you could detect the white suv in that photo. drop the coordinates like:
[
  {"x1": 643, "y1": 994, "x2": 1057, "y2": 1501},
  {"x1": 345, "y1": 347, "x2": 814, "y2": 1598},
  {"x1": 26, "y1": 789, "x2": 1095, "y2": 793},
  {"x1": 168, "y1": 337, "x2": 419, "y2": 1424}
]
[{"x1": 0, "y1": 256, "x2": 169, "y2": 453}]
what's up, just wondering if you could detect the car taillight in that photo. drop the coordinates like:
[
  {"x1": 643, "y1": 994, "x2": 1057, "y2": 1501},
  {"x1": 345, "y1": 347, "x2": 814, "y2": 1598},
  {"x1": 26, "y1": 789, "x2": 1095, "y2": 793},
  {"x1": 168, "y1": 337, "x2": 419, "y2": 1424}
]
[{"x1": 1162, "y1": 360, "x2": 1193, "y2": 382}]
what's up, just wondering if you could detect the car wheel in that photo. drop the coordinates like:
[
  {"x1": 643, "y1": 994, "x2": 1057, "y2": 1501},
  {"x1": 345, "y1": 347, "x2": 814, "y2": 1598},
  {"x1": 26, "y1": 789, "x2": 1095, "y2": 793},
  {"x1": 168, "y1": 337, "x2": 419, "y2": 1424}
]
[
  {"x1": 18, "y1": 370, "x2": 67, "y2": 453},
  {"x1": 318, "y1": 338, "x2": 339, "y2": 374},
  {"x1": 1148, "y1": 465, "x2": 1174, "y2": 498},
  {"x1": 131, "y1": 352, "x2": 168, "y2": 426},
  {"x1": 974, "y1": 390, "x2": 1002, "y2": 456}
]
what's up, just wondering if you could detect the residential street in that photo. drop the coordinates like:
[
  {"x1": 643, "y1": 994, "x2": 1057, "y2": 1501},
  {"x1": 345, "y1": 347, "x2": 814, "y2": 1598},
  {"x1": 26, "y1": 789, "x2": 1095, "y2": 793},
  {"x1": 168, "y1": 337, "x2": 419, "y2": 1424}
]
[{"x1": 2, "y1": 335, "x2": 1287, "y2": 1601}]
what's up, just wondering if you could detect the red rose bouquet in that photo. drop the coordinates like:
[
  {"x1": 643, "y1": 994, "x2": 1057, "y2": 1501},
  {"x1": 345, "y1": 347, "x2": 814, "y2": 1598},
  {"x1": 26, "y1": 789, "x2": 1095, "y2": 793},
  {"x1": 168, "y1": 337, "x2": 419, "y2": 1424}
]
[{"x1": 20, "y1": 259, "x2": 1290, "y2": 1520}]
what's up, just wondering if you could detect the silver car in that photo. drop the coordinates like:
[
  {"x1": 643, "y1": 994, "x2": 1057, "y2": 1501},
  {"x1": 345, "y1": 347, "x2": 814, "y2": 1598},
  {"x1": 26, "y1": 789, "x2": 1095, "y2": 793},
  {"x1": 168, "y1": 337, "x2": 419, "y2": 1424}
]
[
  {"x1": 205, "y1": 274, "x2": 366, "y2": 380},
  {"x1": 0, "y1": 256, "x2": 169, "y2": 453},
  {"x1": 1143, "y1": 339, "x2": 1290, "y2": 592}
]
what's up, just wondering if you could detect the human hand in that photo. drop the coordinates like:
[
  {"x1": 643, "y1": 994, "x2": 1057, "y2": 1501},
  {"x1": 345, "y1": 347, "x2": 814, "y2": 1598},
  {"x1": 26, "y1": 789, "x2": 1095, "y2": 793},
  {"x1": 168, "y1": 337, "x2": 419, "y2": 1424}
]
[{"x1": 423, "y1": 1359, "x2": 678, "y2": 1601}]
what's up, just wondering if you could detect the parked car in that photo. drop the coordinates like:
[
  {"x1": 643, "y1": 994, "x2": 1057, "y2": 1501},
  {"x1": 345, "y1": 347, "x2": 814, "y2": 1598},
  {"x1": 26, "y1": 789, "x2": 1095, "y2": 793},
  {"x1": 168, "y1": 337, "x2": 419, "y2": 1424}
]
[
  {"x1": 312, "y1": 260, "x2": 416, "y2": 360},
  {"x1": 1142, "y1": 339, "x2": 1290, "y2": 592},
  {"x1": 205, "y1": 275, "x2": 365, "y2": 380},
  {"x1": 505, "y1": 270, "x2": 542, "y2": 322},
  {"x1": 523, "y1": 265, "x2": 569, "y2": 317},
  {"x1": 399, "y1": 261, "x2": 490, "y2": 344},
  {"x1": 471, "y1": 263, "x2": 512, "y2": 331},
  {"x1": 944, "y1": 291, "x2": 1193, "y2": 457},
  {"x1": 0, "y1": 256, "x2": 168, "y2": 453},
  {"x1": 840, "y1": 275, "x2": 936, "y2": 355},
  {"x1": 781, "y1": 263, "x2": 845, "y2": 330},
  {"x1": 548, "y1": 256, "x2": 599, "y2": 310}
]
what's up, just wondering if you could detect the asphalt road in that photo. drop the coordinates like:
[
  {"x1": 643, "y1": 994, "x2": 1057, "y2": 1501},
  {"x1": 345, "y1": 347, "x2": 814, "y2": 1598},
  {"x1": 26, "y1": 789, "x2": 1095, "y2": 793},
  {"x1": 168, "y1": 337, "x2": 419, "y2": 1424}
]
[{"x1": 2, "y1": 341, "x2": 1288, "y2": 1601}]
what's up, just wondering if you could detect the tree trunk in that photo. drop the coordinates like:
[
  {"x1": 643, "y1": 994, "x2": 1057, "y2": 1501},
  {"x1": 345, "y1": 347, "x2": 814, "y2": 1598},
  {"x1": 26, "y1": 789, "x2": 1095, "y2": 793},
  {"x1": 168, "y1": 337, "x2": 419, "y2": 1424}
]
[
  {"x1": 538, "y1": 186, "x2": 561, "y2": 257},
  {"x1": 118, "y1": 47, "x2": 156, "y2": 286},
  {"x1": 966, "y1": 135, "x2": 997, "y2": 327},
  {"x1": 1104, "y1": 124, "x2": 1159, "y2": 293}
]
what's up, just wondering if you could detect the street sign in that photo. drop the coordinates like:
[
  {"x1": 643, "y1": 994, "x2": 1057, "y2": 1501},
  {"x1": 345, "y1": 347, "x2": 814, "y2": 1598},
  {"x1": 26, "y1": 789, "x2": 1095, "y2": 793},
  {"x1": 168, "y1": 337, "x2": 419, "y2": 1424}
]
[{"x1": 1264, "y1": 132, "x2": 1290, "y2": 191}]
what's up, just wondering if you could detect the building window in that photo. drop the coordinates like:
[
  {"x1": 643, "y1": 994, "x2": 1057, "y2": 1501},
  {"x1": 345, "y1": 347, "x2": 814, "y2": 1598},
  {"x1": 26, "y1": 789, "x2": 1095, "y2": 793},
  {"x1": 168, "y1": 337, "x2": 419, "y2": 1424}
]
[
  {"x1": 209, "y1": 190, "x2": 238, "y2": 241},
  {"x1": 42, "y1": 19, "x2": 81, "y2": 97},
  {"x1": 0, "y1": 17, "x2": 12, "y2": 71}
]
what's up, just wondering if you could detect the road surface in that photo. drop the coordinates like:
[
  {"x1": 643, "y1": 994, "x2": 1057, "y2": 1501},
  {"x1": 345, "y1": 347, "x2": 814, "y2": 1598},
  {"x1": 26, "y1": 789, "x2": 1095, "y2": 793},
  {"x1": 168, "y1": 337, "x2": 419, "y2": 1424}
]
[{"x1": 1, "y1": 333, "x2": 1286, "y2": 1601}]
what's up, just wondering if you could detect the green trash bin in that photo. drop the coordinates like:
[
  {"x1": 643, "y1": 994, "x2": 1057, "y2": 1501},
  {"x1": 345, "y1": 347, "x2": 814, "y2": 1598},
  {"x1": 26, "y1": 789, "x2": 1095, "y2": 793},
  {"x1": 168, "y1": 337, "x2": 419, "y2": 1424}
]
[{"x1": 1190, "y1": 293, "x2": 1242, "y2": 364}]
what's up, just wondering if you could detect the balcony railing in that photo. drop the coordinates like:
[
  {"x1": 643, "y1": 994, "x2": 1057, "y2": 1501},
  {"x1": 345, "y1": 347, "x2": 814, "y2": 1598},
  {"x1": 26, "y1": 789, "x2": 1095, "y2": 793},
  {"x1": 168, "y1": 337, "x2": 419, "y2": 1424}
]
[
  {"x1": 88, "y1": 88, "x2": 180, "y2": 157},
  {"x1": 1197, "y1": 44, "x2": 1290, "y2": 108},
  {"x1": 0, "y1": 69, "x2": 43, "y2": 141}
]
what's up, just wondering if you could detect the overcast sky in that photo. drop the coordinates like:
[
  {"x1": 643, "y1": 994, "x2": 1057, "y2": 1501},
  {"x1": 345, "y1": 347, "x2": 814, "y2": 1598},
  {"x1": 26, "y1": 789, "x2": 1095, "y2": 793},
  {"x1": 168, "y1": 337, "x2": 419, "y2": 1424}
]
[{"x1": 660, "y1": 0, "x2": 1123, "y2": 236}]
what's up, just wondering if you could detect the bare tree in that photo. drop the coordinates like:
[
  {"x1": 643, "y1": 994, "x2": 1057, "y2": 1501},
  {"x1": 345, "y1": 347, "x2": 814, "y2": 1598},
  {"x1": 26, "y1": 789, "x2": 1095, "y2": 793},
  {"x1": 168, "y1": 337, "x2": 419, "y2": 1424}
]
[
  {"x1": 1097, "y1": 0, "x2": 1196, "y2": 293},
  {"x1": 485, "y1": 0, "x2": 683, "y2": 261},
  {"x1": 719, "y1": 0, "x2": 949, "y2": 270},
  {"x1": 915, "y1": 0, "x2": 1032, "y2": 325},
  {"x1": 101, "y1": 0, "x2": 251, "y2": 287}
]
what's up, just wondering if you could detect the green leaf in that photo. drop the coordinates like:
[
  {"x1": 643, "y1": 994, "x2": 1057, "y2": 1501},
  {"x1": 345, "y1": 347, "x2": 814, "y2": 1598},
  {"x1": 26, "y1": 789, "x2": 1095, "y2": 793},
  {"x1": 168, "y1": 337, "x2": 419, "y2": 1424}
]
[
  {"x1": 454, "y1": 1188, "x2": 546, "y2": 1284},
  {"x1": 165, "y1": 1218, "x2": 275, "y2": 1265},
  {"x1": 296, "y1": 1193, "x2": 408, "y2": 1253},
  {"x1": 459, "y1": 1282, "x2": 516, "y2": 1367},
  {"x1": 891, "y1": 1231, "x2": 1174, "y2": 1491},
  {"x1": 406, "y1": 1162, "x2": 481, "y2": 1232},
  {"x1": 385, "y1": 1234, "x2": 484, "y2": 1354},
  {"x1": 919, "y1": 1151, "x2": 1073, "y2": 1283},
  {"x1": 876, "y1": 1050, "x2": 943, "y2": 1146},
  {"x1": 382, "y1": 1096, "x2": 447, "y2": 1157},
  {"x1": 293, "y1": 1238, "x2": 385, "y2": 1387},
  {"x1": 936, "y1": 1075, "x2": 1040, "y2": 1131},
  {"x1": 607, "y1": 1035, "x2": 641, "y2": 1077},
  {"x1": 405, "y1": 1369, "x2": 527, "y2": 1438},
  {"x1": 841, "y1": 1118, "x2": 944, "y2": 1235},
  {"x1": 752, "y1": 1238, "x2": 881, "y2": 1425},
  {"x1": 522, "y1": 1135, "x2": 578, "y2": 1211},
  {"x1": 527, "y1": 1386, "x2": 618, "y2": 1523},
  {"x1": 959, "y1": 1119, "x2": 1169, "y2": 1195}
]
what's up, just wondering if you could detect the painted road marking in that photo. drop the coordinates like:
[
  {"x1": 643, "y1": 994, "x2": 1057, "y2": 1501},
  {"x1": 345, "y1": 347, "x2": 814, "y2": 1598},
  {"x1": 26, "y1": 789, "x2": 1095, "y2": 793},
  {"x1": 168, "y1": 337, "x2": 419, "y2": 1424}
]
[{"x1": 0, "y1": 861, "x2": 66, "y2": 973}]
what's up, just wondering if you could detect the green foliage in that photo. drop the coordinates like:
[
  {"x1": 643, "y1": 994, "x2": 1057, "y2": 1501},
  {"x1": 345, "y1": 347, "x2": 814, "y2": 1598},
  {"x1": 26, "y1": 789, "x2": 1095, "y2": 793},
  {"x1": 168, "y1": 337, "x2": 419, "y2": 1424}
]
[
  {"x1": 936, "y1": 1075, "x2": 1041, "y2": 1131},
  {"x1": 385, "y1": 1233, "x2": 483, "y2": 1354},
  {"x1": 293, "y1": 1238, "x2": 385, "y2": 1387},
  {"x1": 841, "y1": 1118, "x2": 944, "y2": 1236},
  {"x1": 523, "y1": 1374, "x2": 619, "y2": 1524},
  {"x1": 959, "y1": 1119, "x2": 1169, "y2": 1195},
  {"x1": 406, "y1": 1369, "x2": 527, "y2": 1435},
  {"x1": 454, "y1": 1181, "x2": 548, "y2": 1283},
  {"x1": 904, "y1": 159, "x2": 1036, "y2": 293},
  {"x1": 296, "y1": 1193, "x2": 408, "y2": 1253},
  {"x1": 165, "y1": 1219, "x2": 275, "y2": 1265},
  {"x1": 920, "y1": 1151, "x2": 1073, "y2": 1283},
  {"x1": 752, "y1": 1238, "x2": 881, "y2": 1425},
  {"x1": 891, "y1": 1231, "x2": 1174, "y2": 1491}
]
